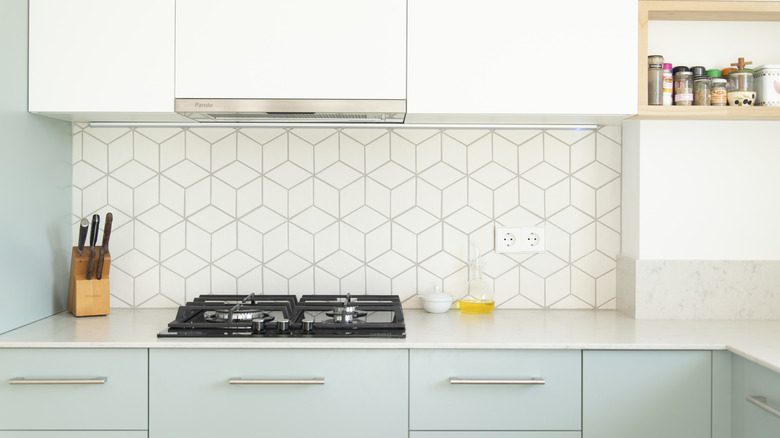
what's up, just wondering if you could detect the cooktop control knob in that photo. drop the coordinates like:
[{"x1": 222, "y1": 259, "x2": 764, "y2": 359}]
[
  {"x1": 277, "y1": 319, "x2": 290, "y2": 333},
  {"x1": 251, "y1": 318, "x2": 265, "y2": 333},
  {"x1": 302, "y1": 319, "x2": 314, "y2": 333}
]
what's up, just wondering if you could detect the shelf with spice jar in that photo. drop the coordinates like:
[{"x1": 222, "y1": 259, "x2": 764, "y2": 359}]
[{"x1": 635, "y1": 1, "x2": 780, "y2": 120}]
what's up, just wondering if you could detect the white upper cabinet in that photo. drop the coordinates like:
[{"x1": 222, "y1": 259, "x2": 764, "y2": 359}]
[
  {"x1": 28, "y1": 0, "x2": 175, "y2": 117},
  {"x1": 175, "y1": 0, "x2": 406, "y2": 100},
  {"x1": 407, "y1": 0, "x2": 638, "y2": 122}
]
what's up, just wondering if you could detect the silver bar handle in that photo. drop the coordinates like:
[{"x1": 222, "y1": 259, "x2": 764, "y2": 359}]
[
  {"x1": 9, "y1": 377, "x2": 107, "y2": 385},
  {"x1": 747, "y1": 395, "x2": 780, "y2": 419},
  {"x1": 449, "y1": 378, "x2": 545, "y2": 385},
  {"x1": 229, "y1": 378, "x2": 325, "y2": 385}
]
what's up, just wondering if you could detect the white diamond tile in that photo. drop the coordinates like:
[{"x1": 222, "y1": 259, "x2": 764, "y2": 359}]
[
  {"x1": 596, "y1": 223, "x2": 621, "y2": 258},
  {"x1": 519, "y1": 267, "x2": 545, "y2": 306},
  {"x1": 544, "y1": 133, "x2": 570, "y2": 173},
  {"x1": 571, "y1": 179, "x2": 596, "y2": 217},
  {"x1": 482, "y1": 252, "x2": 519, "y2": 278},
  {"x1": 107, "y1": 133, "x2": 132, "y2": 172},
  {"x1": 366, "y1": 222, "x2": 391, "y2": 261},
  {"x1": 494, "y1": 267, "x2": 520, "y2": 305},
  {"x1": 492, "y1": 135, "x2": 518, "y2": 174},
  {"x1": 314, "y1": 179, "x2": 340, "y2": 217},
  {"x1": 365, "y1": 179, "x2": 390, "y2": 217},
  {"x1": 417, "y1": 180, "x2": 441, "y2": 217},
  {"x1": 366, "y1": 267, "x2": 392, "y2": 294},
  {"x1": 369, "y1": 251, "x2": 414, "y2": 278},
  {"x1": 416, "y1": 135, "x2": 441, "y2": 172},
  {"x1": 497, "y1": 206, "x2": 542, "y2": 227},
  {"x1": 515, "y1": 180, "x2": 543, "y2": 219},
  {"x1": 599, "y1": 207, "x2": 621, "y2": 233},
  {"x1": 237, "y1": 223, "x2": 263, "y2": 260},
  {"x1": 546, "y1": 129, "x2": 593, "y2": 146},
  {"x1": 544, "y1": 223, "x2": 569, "y2": 263},
  {"x1": 395, "y1": 207, "x2": 438, "y2": 234},
  {"x1": 392, "y1": 223, "x2": 416, "y2": 261},
  {"x1": 211, "y1": 266, "x2": 237, "y2": 294},
  {"x1": 315, "y1": 223, "x2": 339, "y2": 262},
  {"x1": 188, "y1": 128, "x2": 235, "y2": 144},
  {"x1": 546, "y1": 267, "x2": 571, "y2": 304},
  {"x1": 391, "y1": 180, "x2": 415, "y2": 217},
  {"x1": 266, "y1": 251, "x2": 310, "y2": 279},
  {"x1": 265, "y1": 161, "x2": 311, "y2": 189},
  {"x1": 186, "y1": 224, "x2": 211, "y2": 260},
  {"x1": 214, "y1": 250, "x2": 258, "y2": 277},
  {"x1": 113, "y1": 249, "x2": 157, "y2": 277},
  {"x1": 314, "y1": 268, "x2": 340, "y2": 294},
  {"x1": 291, "y1": 207, "x2": 335, "y2": 234},
  {"x1": 442, "y1": 179, "x2": 467, "y2": 217},
  {"x1": 500, "y1": 294, "x2": 542, "y2": 309},
  {"x1": 164, "y1": 160, "x2": 208, "y2": 188},
  {"x1": 342, "y1": 267, "x2": 366, "y2": 294},
  {"x1": 340, "y1": 223, "x2": 365, "y2": 260},
  {"x1": 545, "y1": 180, "x2": 569, "y2": 217},
  {"x1": 242, "y1": 206, "x2": 285, "y2": 234},
  {"x1": 135, "y1": 267, "x2": 160, "y2": 304},
  {"x1": 240, "y1": 128, "x2": 286, "y2": 145},
  {"x1": 522, "y1": 253, "x2": 567, "y2": 279},
  {"x1": 73, "y1": 162, "x2": 105, "y2": 189},
  {"x1": 317, "y1": 162, "x2": 362, "y2": 189},
  {"x1": 572, "y1": 267, "x2": 596, "y2": 305},
  {"x1": 597, "y1": 270, "x2": 617, "y2": 307},
  {"x1": 318, "y1": 250, "x2": 363, "y2": 278},
  {"x1": 447, "y1": 129, "x2": 490, "y2": 146},
  {"x1": 185, "y1": 267, "x2": 210, "y2": 301},
  {"x1": 442, "y1": 135, "x2": 467, "y2": 173},
  {"x1": 369, "y1": 161, "x2": 413, "y2": 189},
  {"x1": 418, "y1": 223, "x2": 442, "y2": 262},
  {"x1": 160, "y1": 177, "x2": 184, "y2": 216},
  {"x1": 420, "y1": 251, "x2": 464, "y2": 278},
  {"x1": 571, "y1": 223, "x2": 596, "y2": 262},
  {"x1": 237, "y1": 266, "x2": 263, "y2": 295},
  {"x1": 212, "y1": 222, "x2": 237, "y2": 260},
  {"x1": 189, "y1": 206, "x2": 233, "y2": 233},
  {"x1": 112, "y1": 161, "x2": 155, "y2": 188},
  {"x1": 522, "y1": 163, "x2": 567, "y2": 190},
  {"x1": 288, "y1": 179, "x2": 313, "y2": 217},
  {"x1": 392, "y1": 129, "x2": 439, "y2": 145},
  {"x1": 109, "y1": 269, "x2": 133, "y2": 306},
  {"x1": 108, "y1": 222, "x2": 133, "y2": 259},
  {"x1": 419, "y1": 162, "x2": 464, "y2": 189},
  {"x1": 185, "y1": 131, "x2": 211, "y2": 170},
  {"x1": 443, "y1": 266, "x2": 468, "y2": 298},
  {"x1": 597, "y1": 133, "x2": 621, "y2": 173},
  {"x1": 263, "y1": 135, "x2": 288, "y2": 173},
  {"x1": 81, "y1": 178, "x2": 107, "y2": 215},
  {"x1": 343, "y1": 206, "x2": 387, "y2": 234},
  {"x1": 598, "y1": 125, "x2": 621, "y2": 144},
  {"x1": 289, "y1": 267, "x2": 314, "y2": 294},
  {"x1": 574, "y1": 251, "x2": 615, "y2": 278},
  {"x1": 87, "y1": 127, "x2": 130, "y2": 144},
  {"x1": 134, "y1": 178, "x2": 159, "y2": 216},
  {"x1": 494, "y1": 130, "x2": 541, "y2": 146},
  {"x1": 365, "y1": 135, "x2": 390, "y2": 173},
  {"x1": 237, "y1": 134, "x2": 262, "y2": 171},
  {"x1": 291, "y1": 128, "x2": 337, "y2": 145},
  {"x1": 135, "y1": 127, "x2": 182, "y2": 144},
  {"x1": 288, "y1": 135, "x2": 314, "y2": 172},
  {"x1": 392, "y1": 269, "x2": 417, "y2": 301},
  {"x1": 339, "y1": 135, "x2": 365, "y2": 172},
  {"x1": 445, "y1": 206, "x2": 491, "y2": 234},
  {"x1": 185, "y1": 179, "x2": 210, "y2": 217},
  {"x1": 549, "y1": 207, "x2": 593, "y2": 234},
  {"x1": 417, "y1": 269, "x2": 442, "y2": 298},
  {"x1": 466, "y1": 135, "x2": 491, "y2": 172},
  {"x1": 262, "y1": 179, "x2": 288, "y2": 216},
  {"x1": 442, "y1": 224, "x2": 467, "y2": 262},
  {"x1": 160, "y1": 267, "x2": 185, "y2": 305},
  {"x1": 470, "y1": 223, "x2": 495, "y2": 256},
  {"x1": 161, "y1": 223, "x2": 186, "y2": 262},
  {"x1": 289, "y1": 223, "x2": 313, "y2": 262},
  {"x1": 551, "y1": 294, "x2": 593, "y2": 309},
  {"x1": 471, "y1": 162, "x2": 515, "y2": 190},
  {"x1": 494, "y1": 179, "x2": 518, "y2": 218},
  {"x1": 134, "y1": 134, "x2": 159, "y2": 172},
  {"x1": 215, "y1": 162, "x2": 260, "y2": 189},
  {"x1": 263, "y1": 225, "x2": 288, "y2": 260},
  {"x1": 597, "y1": 178, "x2": 621, "y2": 217},
  {"x1": 390, "y1": 134, "x2": 416, "y2": 172},
  {"x1": 263, "y1": 268, "x2": 287, "y2": 294},
  {"x1": 468, "y1": 181, "x2": 492, "y2": 220},
  {"x1": 134, "y1": 221, "x2": 159, "y2": 260},
  {"x1": 160, "y1": 132, "x2": 185, "y2": 171},
  {"x1": 575, "y1": 162, "x2": 619, "y2": 189},
  {"x1": 518, "y1": 135, "x2": 544, "y2": 174},
  {"x1": 341, "y1": 129, "x2": 388, "y2": 146}
]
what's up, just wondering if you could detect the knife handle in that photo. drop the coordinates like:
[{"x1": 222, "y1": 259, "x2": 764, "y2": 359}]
[
  {"x1": 77, "y1": 218, "x2": 89, "y2": 256},
  {"x1": 85, "y1": 248, "x2": 96, "y2": 280},
  {"x1": 89, "y1": 214, "x2": 100, "y2": 247},
  {"x1": 95, "y1": 213, "x2": 113, "y2": 280}
]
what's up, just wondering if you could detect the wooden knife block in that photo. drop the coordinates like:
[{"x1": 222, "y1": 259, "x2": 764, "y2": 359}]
[{"x1": 68, "y1": 246, "x2": 110, "y2": 317}]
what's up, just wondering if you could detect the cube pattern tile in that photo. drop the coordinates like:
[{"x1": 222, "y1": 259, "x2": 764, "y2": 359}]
[{"x1": 72, "y1": 125, "x2": 622, "y2": 309}]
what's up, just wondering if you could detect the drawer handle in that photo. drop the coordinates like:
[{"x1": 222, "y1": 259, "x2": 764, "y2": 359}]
[
  {"x1": 9, "y1": 377, "x2": 107, "y2": 385},
  {"x1": 449, "y1": 378, "x2": 545, "y2": 385},
  {"x1": 229, "y1": 378, "x2": 325, "y2": 385},
  {"x1": 747, "y1": 395, "x2": 780, "y2": 418}
]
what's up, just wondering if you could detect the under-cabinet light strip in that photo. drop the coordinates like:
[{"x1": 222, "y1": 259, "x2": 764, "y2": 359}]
[{"x1": 88, "y1": 122, "x2": 599, "y2": 130}]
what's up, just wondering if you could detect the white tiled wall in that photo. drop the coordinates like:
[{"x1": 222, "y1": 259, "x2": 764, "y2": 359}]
[{"x1": 72, "y1": 124, "x2": 621, "y2": 309}]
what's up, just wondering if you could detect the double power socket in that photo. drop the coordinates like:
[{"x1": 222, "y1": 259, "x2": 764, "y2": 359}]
[{"x1": 495, "y1": 226, "x2": 546, "y2": 253}]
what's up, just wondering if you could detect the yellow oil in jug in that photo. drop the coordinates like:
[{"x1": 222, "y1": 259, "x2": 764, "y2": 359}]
[{"x1": 458, "y1": 299, "x2": 495, "y2": 314}]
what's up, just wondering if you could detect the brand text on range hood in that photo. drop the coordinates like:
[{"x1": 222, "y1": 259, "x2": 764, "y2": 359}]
[{"x1": 175, "y1": 98, "x2": 406, "y2": 123}]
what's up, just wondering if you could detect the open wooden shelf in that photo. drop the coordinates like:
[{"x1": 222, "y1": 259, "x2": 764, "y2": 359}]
[{"x1": 636, "y1": 1, "x2": 780, "y2": 120}]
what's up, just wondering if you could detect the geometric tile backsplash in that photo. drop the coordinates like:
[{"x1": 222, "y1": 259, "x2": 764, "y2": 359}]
[{"x1": 72, "y1": 124, "x2": 621, "y2": 309}]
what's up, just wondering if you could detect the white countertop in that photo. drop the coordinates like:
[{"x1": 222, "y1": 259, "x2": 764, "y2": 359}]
[{"x1": 2, "y1": 308, "x2": 780, "y2": 373}]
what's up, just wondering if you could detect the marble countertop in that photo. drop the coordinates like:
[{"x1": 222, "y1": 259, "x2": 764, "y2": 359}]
[{"x1": 2, "y1": 308, "x2": 780, "y2": 373}]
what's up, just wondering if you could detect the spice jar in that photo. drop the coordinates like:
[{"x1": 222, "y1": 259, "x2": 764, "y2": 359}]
[
  {"x1": 711, "y1": 78, "x2": 727, "y2": 106},
  {"x1": 693, "y1": 76, "x2": 711, "y2": 106},
  {"x1": 690, "y1": 66, "x2": 707, "y2": 77},
  {"x1": 662, "y1": 63, "x2": 673, "y2": 106},
  {"x1": 648, "y1": 55, "x2": 664, "y2": 105},
  {"x1": 674, "y1": 71, "x2": 694, "y2": 106},
  {"x1": 728, "y1": 70, "x2": 754, "y2": 92}
]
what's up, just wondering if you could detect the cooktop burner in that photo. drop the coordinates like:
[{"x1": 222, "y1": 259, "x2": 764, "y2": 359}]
[{"x1": 158, "y1": 293, "x2": 405, "y2": 338}]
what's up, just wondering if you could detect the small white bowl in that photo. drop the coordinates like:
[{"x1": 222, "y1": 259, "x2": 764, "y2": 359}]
[{"x1": 419, "y1": 294, "x2": 456, "y2": 314}]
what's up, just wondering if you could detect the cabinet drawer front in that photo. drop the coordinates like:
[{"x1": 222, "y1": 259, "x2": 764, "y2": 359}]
[
  {"x1": 150, "y1": 349, "x2": 408, "y2": 438},
  {"x1": 411, "y1": 433, "x2": 581, "y2": 438},
  {"x1": 741, "y1": 358, "x2": 780, "y2": 437},
  {"x1": 410, "y1": 350, "x2": 581, "y2": 431},
  {"x1": 0, "y1": 349, "x2": 147, "y2": 431},
  {"x1": 0, "y1": 433, "x2": 147, "y2": 437}
]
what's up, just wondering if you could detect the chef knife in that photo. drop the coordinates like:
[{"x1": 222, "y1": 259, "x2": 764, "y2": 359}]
[
  {"x1": 85, "y1": 214, "x2": 99, "y2": 280},
  {"x1": 95, "y1": 212, "x2": 113, "y2": 280},
  {"x1": 76, "y1": 218, "x2": 89, "y2": 256}
]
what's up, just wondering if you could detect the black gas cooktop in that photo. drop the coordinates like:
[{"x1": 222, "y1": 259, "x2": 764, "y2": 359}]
[{"x1": 158, "y1": 293, "x2": 406, "y2": 338}]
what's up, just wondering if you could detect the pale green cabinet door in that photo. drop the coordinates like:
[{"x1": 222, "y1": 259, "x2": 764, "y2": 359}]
[
  {"x1": 733, "y1": 355, "x2": 780, "y2": 438},
  {"x1": 150, "y1": 349, "x2": 408, "y2": 438},
  {"x1": 0, "y1": 349, "x2": 148, "y2": 431},
  {"x1": 0, "y1": 433, "x2": 146, "y2": 437},
  {"x1": 582, "y1": 350, "x2": 711, "y2": 438},
  {"x1": 410, "y1": 432, "x2": 580, "y2": 437}
]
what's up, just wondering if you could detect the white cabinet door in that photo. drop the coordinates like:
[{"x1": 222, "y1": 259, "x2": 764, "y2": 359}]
[
  {"x1": 175, "y1": 0, "x2": 406, "y2": 99},
  {"x1": 408, "y1": 0, "x2": 637, "y2": 118},
  {"x1": 28, "y1": 0, "x2": 174, "y2": 114}
]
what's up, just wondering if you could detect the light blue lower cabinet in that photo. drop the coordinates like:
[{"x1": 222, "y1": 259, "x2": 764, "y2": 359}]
[
  {"x1": 0, "y1": 349, "x2": 148, "y2": 432},
  {"x1": 149, "y1": 348, "x2": 408, "y2": 438},
  {"x1": 0, "y1": 432, "x2": 147, "y2": 437},
  {"x1": 409, "y1": 350, "x2": 581, "y2": 432},
  {"x1": 582, "y1": 350, "x2": 712, "y2": 438},
  {"x1": 732, "y1": 354, "x2": 780, "y2": 438}
]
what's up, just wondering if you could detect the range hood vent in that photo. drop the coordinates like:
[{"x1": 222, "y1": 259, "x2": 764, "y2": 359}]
[{"x1": 175, "y1": 98, "x2": 405, "y2": 123}]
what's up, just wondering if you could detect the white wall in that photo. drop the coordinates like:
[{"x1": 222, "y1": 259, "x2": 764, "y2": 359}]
[{"x1": 635, "y1": 120, "x2": 780, "y2": 260}]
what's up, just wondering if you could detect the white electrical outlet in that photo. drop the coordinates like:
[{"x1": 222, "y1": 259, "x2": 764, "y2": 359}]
[{"x1": 495, "y1": 226, "x2": 546, "y2": 253}]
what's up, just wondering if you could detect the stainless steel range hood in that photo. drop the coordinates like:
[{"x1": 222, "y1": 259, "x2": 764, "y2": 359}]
[{"x1": 175, "y1": 98, "x2": 406, "y2": 123}]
